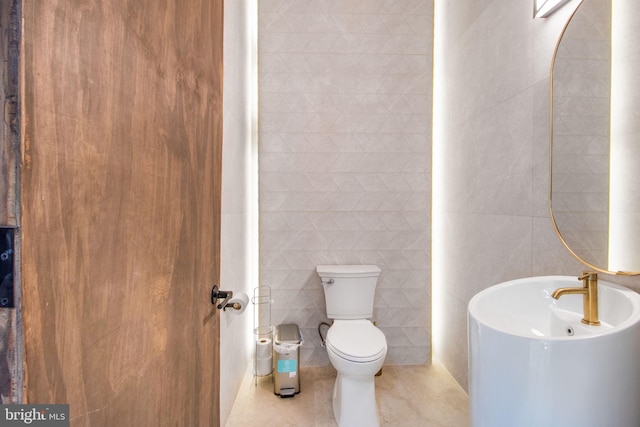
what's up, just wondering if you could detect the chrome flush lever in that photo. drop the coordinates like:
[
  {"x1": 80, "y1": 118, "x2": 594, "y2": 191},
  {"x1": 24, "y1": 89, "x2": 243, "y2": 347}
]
[{"x1": 321, "y1": 279, "x2": 334, "y2": 286}]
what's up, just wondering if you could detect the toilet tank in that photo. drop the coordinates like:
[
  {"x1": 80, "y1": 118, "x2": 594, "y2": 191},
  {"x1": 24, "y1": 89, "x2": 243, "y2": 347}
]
[{"x1": 317, "y1": 265, "x2": 381, "y2": 320}]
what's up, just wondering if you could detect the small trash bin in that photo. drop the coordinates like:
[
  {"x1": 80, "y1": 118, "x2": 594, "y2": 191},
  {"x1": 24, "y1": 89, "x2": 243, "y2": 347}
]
[{"x1": 273, "y1": 323, "x2": 301, "y2": 397}]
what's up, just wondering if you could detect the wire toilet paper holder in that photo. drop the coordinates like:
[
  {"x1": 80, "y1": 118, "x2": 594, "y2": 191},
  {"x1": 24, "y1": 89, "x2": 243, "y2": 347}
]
[{"x1": 252, "y1": 286, "x2": 274, "y2": 383}]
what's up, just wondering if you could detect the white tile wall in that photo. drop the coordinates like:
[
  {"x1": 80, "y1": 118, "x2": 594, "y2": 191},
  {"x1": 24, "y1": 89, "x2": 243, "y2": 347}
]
[
  {"x1": 220, "y1": 0, "x2": 257, "y2": 424},
  {"x1": 433, "y1": 0, "x2": 579, "y2": 390},
  {"x1": 259, "y1": 0, "x2": 433, "y2": 365}
]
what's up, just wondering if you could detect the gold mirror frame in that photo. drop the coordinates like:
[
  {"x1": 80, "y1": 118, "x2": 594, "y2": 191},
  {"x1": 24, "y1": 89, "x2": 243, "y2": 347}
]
[{"x1": 548, "y1": 0, "x2": 640, "y2": 276}]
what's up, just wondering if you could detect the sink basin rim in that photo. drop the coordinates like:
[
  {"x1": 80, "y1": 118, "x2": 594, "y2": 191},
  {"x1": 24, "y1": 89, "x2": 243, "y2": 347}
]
[{"x1": 468, "y1": 275, "x2": 640, "y2": 341}]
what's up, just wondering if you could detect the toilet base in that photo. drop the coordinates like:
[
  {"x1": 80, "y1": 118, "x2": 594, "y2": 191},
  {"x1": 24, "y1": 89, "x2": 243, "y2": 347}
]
[{"x1": 332, "y1": 372, "x2": 380, "y2": 427}]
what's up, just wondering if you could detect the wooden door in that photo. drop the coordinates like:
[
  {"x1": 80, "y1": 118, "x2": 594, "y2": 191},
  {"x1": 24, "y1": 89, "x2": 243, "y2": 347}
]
[{"x1": 20, "y1": 1, "x2": 223, "y2": 425}]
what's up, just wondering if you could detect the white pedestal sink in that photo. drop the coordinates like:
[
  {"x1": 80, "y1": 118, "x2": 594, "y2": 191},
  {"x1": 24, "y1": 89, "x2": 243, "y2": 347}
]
[{"x1": 468, "y1": 276, "x2": 640, "y2": 427}]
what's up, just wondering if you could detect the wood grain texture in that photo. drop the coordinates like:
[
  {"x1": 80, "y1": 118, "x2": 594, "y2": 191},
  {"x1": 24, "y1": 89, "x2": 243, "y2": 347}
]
[
  {"x1": 0, "y1": 0, "x2": 19, "y2": 226},
  {"x1": 0, "y1": 0, "x2": 21, "y2": 404},
  {"x1": 20, "y1": 1, "x2": 223, "y2": 425}
]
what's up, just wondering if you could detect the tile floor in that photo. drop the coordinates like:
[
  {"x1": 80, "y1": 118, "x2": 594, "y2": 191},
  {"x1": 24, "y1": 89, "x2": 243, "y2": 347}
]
[{"x1": 226, "y1": 363, "x2": 469, "y2": 427}]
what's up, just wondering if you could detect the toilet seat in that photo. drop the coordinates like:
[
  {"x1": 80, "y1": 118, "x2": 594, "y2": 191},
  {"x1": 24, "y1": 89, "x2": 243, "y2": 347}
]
[{"x1": 326, "y1": 320, "x2": 387, "y2": 363}]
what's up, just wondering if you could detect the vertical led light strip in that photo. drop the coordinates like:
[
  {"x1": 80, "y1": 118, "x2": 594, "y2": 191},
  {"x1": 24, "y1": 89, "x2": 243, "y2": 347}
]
[
  {"x1": 431, "y1": 0, "x2": 445, "y2": 361},
  {"x1": 247, "y1": 0, "x2": 260, "y2": 356},
  {"x1": 609, "y1": 0, "x2": 640, "y2": 272},
  {"x1": 249, "y1": 0, "x2": 259, "y2": 293}
]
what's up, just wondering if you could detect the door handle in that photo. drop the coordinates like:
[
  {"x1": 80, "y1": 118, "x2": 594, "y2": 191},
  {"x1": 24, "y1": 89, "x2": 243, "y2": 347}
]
[{"x1": 211, "y1": 284, "x2": 233, "y2": 310}]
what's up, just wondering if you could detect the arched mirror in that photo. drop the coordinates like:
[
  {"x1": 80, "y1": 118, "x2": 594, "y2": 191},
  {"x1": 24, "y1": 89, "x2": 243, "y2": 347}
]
[{"x1": 550, "y1": 0, "x2": 640, "y2": 275}]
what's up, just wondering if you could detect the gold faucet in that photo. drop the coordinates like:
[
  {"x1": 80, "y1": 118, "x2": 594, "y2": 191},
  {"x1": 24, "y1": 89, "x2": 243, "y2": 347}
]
[{"x1": 551, "y1": 271, "x2": 600, "y2": 326}]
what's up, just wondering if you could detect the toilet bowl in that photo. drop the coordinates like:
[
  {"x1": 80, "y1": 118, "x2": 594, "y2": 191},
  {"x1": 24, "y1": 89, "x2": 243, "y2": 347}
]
[{"x1": 326, "y1": 319, "x2": 387, "y2": 427}]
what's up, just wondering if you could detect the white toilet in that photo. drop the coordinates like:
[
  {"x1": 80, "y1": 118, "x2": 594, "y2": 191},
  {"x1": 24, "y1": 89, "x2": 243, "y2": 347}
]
[{"x1": 317, "y1": 265, "x2": 387, "y2": 427}]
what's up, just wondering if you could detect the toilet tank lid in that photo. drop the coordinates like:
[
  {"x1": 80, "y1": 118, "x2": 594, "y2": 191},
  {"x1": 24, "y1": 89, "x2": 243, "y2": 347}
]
[{"x1": 316, "y1": 265, "x2": 381, "y2": 278}]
